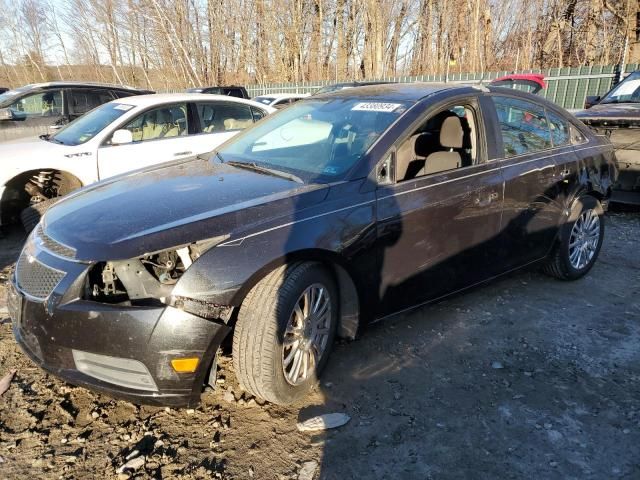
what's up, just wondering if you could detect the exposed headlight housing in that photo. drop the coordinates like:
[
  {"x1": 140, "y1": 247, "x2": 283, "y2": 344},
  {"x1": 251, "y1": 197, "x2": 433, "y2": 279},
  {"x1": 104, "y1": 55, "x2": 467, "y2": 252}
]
[{"x1": 85, "y1": 236, "x2": 228, "y2": 307}]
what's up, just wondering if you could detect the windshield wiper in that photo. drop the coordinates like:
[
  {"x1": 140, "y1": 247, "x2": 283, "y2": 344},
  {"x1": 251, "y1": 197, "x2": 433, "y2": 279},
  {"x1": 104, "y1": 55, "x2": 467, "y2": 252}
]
[
  {"x1": 40, "y1": 133, "x2": 65, "y2": 145},
  {"x1": 225, "y1": 160, "x2": 304, "y2": 184}
]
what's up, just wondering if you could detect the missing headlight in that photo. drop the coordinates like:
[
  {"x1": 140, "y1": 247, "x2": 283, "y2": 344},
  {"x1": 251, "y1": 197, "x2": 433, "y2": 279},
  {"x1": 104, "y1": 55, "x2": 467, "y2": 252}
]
[{"x1": 85, "y1": 236, "x2": 228, "y2": 306}]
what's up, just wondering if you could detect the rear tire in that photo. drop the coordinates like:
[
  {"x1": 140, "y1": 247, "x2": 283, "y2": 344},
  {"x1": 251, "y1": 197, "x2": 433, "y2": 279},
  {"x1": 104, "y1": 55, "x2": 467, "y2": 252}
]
[
  {"x1": 543, "y1": 195, "x2": 604, "y2": 280},
  {"x1": 232, "y1": 262, "x2": 338, "y2": 405},
  {"x1": 20, "y1": 197, "x2": 61, "y2": 233}
]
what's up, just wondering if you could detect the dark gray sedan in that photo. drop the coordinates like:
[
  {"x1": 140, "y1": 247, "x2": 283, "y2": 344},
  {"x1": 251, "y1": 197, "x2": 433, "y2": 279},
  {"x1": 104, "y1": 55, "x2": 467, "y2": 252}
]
[{"x1": 9, "y1": 83, "x2": 617, "y2": 406}]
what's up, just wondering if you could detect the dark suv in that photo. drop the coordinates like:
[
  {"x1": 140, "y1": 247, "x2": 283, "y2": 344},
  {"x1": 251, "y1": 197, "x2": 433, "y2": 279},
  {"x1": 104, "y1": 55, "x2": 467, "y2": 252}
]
[
  {"x1": 0, "y1": 82, "x2": 153, "y2": 142},
  {"x1": 186, "y1": 86, "x2": 249, "y2": 99}
]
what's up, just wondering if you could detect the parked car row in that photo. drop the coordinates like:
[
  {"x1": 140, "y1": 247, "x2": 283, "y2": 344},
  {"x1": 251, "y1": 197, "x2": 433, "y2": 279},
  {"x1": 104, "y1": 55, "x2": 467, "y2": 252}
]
[{"x1": 7, "y1": 82, "x2": 617, "y2": 408}]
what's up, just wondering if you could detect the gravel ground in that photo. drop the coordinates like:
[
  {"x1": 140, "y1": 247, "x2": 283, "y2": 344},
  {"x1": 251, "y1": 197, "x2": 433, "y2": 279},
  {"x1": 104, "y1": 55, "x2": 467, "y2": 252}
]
[{"x1": 0, "y1": 210, "x2": 639, "y2": 480}]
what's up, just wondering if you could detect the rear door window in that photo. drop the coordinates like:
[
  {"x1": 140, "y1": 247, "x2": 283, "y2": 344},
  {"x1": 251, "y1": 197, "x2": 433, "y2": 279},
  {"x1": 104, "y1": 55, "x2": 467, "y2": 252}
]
[
  {"x1": 196, "y1": 102, "x2": 256, "y2": 133},
  {"x1": 225, "y1": 88, "x2": 244, "y2": 98},
  {"x1": 491, "y1": 96, "x2": 551, "y2": 157},
  {"x1": 68, "y1": 89, "x2": 114, "y2": 116},
  {"x1": 546, "y1": 110, "x2": 570, "y2": 147}
]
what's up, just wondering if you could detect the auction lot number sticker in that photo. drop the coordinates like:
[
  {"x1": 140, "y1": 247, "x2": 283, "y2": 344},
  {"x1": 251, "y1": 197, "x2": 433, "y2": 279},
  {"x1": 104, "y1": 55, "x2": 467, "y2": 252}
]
[{"x1": 351, "y1": 102, "x2": 402, "y2": 112}]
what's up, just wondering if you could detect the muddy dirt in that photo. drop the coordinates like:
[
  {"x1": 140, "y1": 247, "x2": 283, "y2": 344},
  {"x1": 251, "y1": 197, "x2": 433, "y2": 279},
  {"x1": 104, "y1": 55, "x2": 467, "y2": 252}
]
[{"x1": 0, "y1": 211, "x2": 639, "y2": 479}]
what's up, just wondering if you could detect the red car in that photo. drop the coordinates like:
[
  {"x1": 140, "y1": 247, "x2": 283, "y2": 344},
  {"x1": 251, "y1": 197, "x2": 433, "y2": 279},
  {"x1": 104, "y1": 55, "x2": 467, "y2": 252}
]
[{"x1": 490, "y1": 74, "x2": 546, "y2": 94}]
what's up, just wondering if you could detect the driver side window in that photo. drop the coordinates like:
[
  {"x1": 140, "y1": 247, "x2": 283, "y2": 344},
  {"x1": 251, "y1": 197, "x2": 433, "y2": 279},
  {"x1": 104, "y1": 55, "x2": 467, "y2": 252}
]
[
  {"x1": 10, "y1": 90, "x2": 62, "y2": 117},
  {"x1": 122, "y1": 103, "x2": 188, "y2": 142},
  {"x1": 395, "y1": 102, "x2": 479, "y2": 182}
]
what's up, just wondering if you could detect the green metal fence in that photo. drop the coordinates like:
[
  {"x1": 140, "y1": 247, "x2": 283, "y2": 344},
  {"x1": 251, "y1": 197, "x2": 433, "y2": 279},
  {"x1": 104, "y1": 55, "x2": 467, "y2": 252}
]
[{"x1": 246, "y1": 64, "x2": 640, "y2": 110}]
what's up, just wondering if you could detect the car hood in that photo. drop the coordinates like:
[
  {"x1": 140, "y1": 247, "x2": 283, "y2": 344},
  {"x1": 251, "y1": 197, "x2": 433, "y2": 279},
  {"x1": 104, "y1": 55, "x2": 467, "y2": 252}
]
[
  {"x1": 42, "y1": 157, "x2": 329, "y2": 261},
  {"x1": 0, "y1": 137, "x2": 67, "y2": 153},
  {"x1": 0, "y1": 137, "x2": 90, "y2": 179},
  {"x1": 575, "y1": 103, "x2": 640, "y2": 125}
]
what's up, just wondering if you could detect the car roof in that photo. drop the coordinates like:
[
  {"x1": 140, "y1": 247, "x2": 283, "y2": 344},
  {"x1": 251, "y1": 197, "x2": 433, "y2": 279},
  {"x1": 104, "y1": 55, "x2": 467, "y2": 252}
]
[
  {"x1": 312, "y1": 82, "x2": 484, "y2": 102},
  {"x1": 110, "y1": 93, "x2": 275, "y2": 110},
  {"x1": 17, "y1": 81, "x2": 149, "y2": 91}
]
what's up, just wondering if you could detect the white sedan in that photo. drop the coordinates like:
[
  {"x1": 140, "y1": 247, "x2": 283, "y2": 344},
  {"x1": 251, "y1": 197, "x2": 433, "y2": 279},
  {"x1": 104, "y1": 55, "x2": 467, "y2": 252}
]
[
  {"x1": 253, "y1": 93, "x2": 309, "y2": 109},
  {"x1": 0, "y1": 93, "x2": 275, "y2": 226}
]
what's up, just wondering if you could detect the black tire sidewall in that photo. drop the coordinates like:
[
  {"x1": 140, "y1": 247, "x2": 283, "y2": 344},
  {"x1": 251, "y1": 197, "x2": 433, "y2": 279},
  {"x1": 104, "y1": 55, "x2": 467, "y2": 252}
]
[
  {"x1": 271, "y1": 264, "x2": 338, "y2": 403},
  {"x1": 20, "y1": 197, "x2": 61, "y2": 233},
  {"x1": 558, "y1": 196, "x2": 604, "y2": 279}
]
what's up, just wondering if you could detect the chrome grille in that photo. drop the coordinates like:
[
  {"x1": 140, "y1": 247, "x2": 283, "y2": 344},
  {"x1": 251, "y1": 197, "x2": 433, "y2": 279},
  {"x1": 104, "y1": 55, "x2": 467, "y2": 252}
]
[
  {"x1": 15, "y1": 251, "x2": 65, "y2": 299},
  {"x1": 36, "y1": 224, "x2": 76, "y2": 259}
]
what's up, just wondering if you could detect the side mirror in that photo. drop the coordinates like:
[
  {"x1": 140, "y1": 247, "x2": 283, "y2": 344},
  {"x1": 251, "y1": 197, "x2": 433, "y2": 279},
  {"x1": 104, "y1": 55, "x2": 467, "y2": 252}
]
[
  {"x1": 0, "y1": 108, "x2": 14, "y2": 120},
  {"x1": 111, "y1": 129, "x2": 133, "y2": 145},
  {"x1": 584, "y1": 95, "x2": 600, "y2": 109}
]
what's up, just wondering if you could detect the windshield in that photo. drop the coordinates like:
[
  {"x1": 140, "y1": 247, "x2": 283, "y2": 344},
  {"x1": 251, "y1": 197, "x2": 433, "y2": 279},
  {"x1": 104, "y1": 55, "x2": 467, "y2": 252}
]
[
  {"x1": 601, "y1": 72, "x2": 640, "y2": 104},
  {"x1": 254, "y1": 96, "x2": 275, "y2": 105},
  {"x1": 217, "y1": 98, "x2": 410, "y2": 182},
  {"x1": 50, "y1": 102, "x2": 134, "y2": 146}
]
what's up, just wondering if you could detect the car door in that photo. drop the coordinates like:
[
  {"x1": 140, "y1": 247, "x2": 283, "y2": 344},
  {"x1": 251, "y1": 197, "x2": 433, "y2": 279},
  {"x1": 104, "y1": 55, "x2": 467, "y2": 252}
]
[
  {"x1": 546, "y1": 109, "x2": 585, "y2": 207},
  {"x1": 97, "y1": 102, "x2": 194, "y2": 179},
  {"x1": 487, "y1": 95, "x2": 566, "y2": 268},
  {"x1": 188, "y1": 101, "x2": 264, "y2": 154},
  {"x1": 3, "y1": 89, "x2": 64, "y2": 139},
  {"x1": 375, "y1": 97, "x2": 505, "y2": 316}
]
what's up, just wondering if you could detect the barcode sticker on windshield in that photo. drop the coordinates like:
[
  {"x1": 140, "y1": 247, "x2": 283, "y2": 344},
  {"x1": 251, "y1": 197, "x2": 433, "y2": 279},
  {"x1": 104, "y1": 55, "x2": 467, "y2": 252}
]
[
  {"x1": 351, "y1": 102, "x2": 402, "y2": 112},
  {"x1": 114, "y1": 104, "x2": 134, "y2": 111}
]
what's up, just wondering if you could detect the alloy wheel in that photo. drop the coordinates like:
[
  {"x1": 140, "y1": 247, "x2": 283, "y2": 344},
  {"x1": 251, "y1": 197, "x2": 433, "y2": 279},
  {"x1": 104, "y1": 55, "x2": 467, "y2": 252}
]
[
  {"x1": 568, "y1": 208, "x2": 600, "y2": 270},
  {"x1": 282, "y1": 283, "x2": 332, "y2": 386}
]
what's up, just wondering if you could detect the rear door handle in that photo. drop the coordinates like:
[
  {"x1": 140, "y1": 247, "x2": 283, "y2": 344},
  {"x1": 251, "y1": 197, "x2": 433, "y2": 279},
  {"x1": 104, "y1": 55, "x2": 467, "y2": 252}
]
[{"x1": 174, "y1": 151, "x2": 192, "y2": 156}]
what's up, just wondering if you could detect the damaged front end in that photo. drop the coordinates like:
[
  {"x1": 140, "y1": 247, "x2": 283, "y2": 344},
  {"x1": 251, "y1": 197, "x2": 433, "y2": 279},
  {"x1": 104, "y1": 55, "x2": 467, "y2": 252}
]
[
  {"x1": 10, "y1": 229, "x2": 233, "y2": 407},
  {"x1": 578, "y1": 116, "x2": 640, "y2": 196},
  {"x1": 86, "y1": 239, "x2": 234, "y2": 323}
]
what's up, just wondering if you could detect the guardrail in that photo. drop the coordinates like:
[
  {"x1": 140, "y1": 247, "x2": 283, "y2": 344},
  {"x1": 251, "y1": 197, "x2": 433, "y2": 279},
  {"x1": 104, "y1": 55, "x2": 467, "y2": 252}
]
[{"x1": 245, "y1": 64, "x2": 638, "y2": 110}]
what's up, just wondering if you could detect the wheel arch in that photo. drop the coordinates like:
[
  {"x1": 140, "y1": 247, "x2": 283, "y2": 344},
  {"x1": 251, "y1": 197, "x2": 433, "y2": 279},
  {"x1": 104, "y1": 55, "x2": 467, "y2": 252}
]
[
  {"x1": 557, "y1": 190, "x2": 604, "y2": 244},
  {"x1": 231, "y1": 248, "x2": 364, "y2": 340},
  {"x1": 2, "y1": 168, "x2": 84, "y2": 199},
  {"x1": 1, "y1": 169, "x2": 83, "y2": 224}
]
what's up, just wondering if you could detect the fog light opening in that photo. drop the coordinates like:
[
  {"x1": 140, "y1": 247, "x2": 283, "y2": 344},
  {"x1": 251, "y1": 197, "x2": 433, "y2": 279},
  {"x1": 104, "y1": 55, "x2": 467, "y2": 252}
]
[{"x1": 171, "y1": 357, "x2": 200, "y2": 373}]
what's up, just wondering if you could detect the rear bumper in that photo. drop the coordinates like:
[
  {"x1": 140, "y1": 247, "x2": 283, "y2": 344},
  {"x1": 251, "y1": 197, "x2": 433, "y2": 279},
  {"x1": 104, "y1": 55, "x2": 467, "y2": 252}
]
[{"x1": 8, "y1": 279, "x2": 230, "y2": 407}]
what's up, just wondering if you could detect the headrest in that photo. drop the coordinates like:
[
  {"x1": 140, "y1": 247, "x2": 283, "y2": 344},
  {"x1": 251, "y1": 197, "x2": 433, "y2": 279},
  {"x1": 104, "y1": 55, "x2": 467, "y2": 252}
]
[
  {"x1": 439, "y1": 116, "x2": 464, "y2": 149},
  {"x1": 413, "y1": 132, "x2": 434, "y2": 157},
  {"x1": 157, "y1": 110, "x2": 173, "y2": 124},
  {"x1": 142, "y1": 113, "x2": 154, "y2": 127}
]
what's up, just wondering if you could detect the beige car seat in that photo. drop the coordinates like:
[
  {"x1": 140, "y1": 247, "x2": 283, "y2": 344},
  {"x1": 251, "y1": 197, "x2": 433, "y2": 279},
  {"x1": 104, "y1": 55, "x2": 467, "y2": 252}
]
[
  {"x1": 224, "y1": 118, "x2": 254, "y2": 131},
  {"x1": 420, "y1": 116, "x2": 463, "y2": 175}
]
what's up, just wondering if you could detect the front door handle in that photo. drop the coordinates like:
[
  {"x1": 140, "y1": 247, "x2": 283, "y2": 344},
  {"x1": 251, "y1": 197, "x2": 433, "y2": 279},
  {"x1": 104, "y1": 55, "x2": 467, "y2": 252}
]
[{"x1": 174, "y1": 151, "x2": 192, "y2": 156}]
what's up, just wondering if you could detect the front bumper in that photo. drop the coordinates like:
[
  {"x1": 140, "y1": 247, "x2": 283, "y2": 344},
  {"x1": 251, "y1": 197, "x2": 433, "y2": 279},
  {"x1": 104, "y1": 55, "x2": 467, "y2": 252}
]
[{"x1": 8, "y1": 237, "x2": 230, "y2": 407}]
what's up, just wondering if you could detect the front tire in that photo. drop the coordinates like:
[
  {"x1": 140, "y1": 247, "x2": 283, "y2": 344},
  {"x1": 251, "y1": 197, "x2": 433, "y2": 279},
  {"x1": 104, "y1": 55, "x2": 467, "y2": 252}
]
[
  {"x1": 20, "y1": 197, "x2": 62, "y2": 233},
  {"x1": 232, "y1": 262, "x2": 338, "y2": 405},
  {"x1": 543, "y1": 195, "x2": 604, "y2": 280}
]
